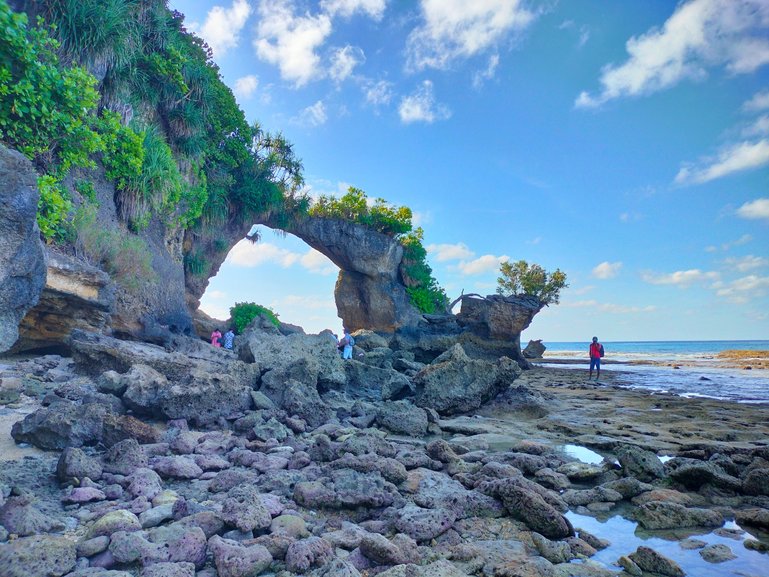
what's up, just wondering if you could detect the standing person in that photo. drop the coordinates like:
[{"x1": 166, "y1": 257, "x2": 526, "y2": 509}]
[
  {"x1": 589, "y1": 336, "x2": 604, "y2": 380},
  {"x1": 211, "y1": 328, "x2": 222, "y2": 348},
  {"x1": 223, "y1": 328, "x2": 235, "y2": 350},
  {"x1": 341, "y1": 328, "x2": 355, "y2": 360}
]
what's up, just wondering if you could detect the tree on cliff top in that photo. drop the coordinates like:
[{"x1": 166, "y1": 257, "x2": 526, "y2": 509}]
[{"x1": 496, "y1": 260, "x2": 567, "y2": 306}]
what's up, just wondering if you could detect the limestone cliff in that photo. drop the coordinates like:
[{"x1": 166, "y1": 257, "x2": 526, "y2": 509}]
[{"x1": 0, "y1": 145, "x2": 46, "y2": 352}]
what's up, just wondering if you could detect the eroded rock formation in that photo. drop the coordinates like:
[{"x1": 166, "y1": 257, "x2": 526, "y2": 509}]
[
  {"x1": 12, "y1": 251, "x2": 115, "y2": 353},
  {"x1": 0, "y1": 144, "x2": 47, "y2": 352}
]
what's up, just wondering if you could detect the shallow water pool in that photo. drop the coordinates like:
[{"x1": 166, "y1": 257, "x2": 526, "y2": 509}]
[{"x1": 566, "y1": 511, "x2": 769, "y2": 577}]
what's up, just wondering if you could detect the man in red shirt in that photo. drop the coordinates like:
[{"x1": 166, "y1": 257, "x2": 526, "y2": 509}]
[{"x1": 589, "y1": 336, "x2": 604, "y2": 380}]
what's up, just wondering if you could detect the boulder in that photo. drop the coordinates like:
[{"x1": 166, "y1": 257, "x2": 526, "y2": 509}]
[
  {"x1": 495, "y1": 483, "x2": 574, "y2": 539},
  {"x1": 0, "y1": 534, "x2": 76, "y2": 577},
  {"x1": 634, "y1": 501, "x2": 724, "y2": 530},
  {"x1": 522, "y1": 339, "x2": 546, "y2": 359},
  {"x1": 208, "y1": 535, "x2": 273, "y2": 577},
  {"x1": 628, "y1": 546, "x2": 684, "y2": 577},
  {"x1": 344, "y1": 360, "x2": 414, "y2": 401},
  {"x1": 376, "y1": 400, "x2": 429, "y2": 437},
  {"x1": 616, "y1": 445, "x2": 665, "y2": 482},
  {"x1": 11, "y1": 399, "x2": 113, "y2": 450},
  {"x1": 241, "y1": 328, "x2": 346, "y2": 389},
  {"x1": 413, "y1": 344, "x2": 521, "y2": 415},
  {"x1": 0, "y1": 144, "x2": 47, "y2": 353}
]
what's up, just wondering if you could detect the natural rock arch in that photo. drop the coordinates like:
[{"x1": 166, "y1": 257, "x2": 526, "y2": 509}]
[{"x1": 186, "y1": 214, "x2": 423, "y2": 333}]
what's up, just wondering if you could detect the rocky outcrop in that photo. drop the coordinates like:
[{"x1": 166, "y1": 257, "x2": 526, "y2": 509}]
[
  {"x1": 0, "y1": 144, "x2": 47, "y2": 352},
  {"x1": 12, "y1": 250, "x2": 115, "y2": 353},
  {"x1": 280, "y1": 217, "x2": 422, "y2": 332},
  {"x1": 523, "y1": 339, "x2": 546, "y2": 358},
  {"x1": 413, "y1": 344, "x2": 522, "y2": 415}
]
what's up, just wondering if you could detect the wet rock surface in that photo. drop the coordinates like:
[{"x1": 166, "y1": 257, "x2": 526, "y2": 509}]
[{"x1": 1, "y1": 336, "x2": 768, "y2": 576}]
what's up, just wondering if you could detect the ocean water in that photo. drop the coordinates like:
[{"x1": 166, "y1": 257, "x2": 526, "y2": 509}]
[{"x1": 536, "y1": 340, "x2": 769, "y2": 404}]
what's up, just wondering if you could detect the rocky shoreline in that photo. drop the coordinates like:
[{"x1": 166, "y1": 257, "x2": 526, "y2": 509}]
[{"x1": 1, "y1": 329, "x2": 768, "y2": 577}]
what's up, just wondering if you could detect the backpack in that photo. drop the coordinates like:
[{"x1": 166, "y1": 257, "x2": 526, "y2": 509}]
[
  {"x1": 599, "y1": 344, "x2": 605, "y2": 358},
  {"x1": 348, "y1": 335, "x2": 355, "y2": 347}
]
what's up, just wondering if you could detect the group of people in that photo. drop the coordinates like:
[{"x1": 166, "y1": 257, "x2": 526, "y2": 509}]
[{"x1": 210, "y1": 328, "x2": 235, "y2": 350}]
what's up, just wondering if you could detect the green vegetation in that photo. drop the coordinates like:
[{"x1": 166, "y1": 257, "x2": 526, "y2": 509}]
[
  {"x1": 496, "y1": 260, "x2": 568, "y2": 306},
  {"x1": 230, "y1": 302, "x2": 280, "y2": 333},
  {"x1": 309, "y1": 187, "x2": 446, "y2": 314},
  {"x1": 310, "y1": 187, "x2": 412, "y2": 236},
  {"x1": 400, "y1": 228, "x2": 448, "y2": 314},
  {"x1": 2, "y1": 0, "x2": 304, "y2": 248},
  {"x1": 36, "y1": 175, "x2": 72, "y2": 241},
  {"x1": 72, "y1": 204, "x2": 155, "y2": 293}
]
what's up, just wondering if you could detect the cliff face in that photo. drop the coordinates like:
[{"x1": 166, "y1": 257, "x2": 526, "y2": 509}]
[{"x1": 0, "y1": 145, "x2": 47, "y2": 352}]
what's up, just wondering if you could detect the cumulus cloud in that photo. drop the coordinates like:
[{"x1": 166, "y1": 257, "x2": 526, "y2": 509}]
[
  {"x1": 199, "y1": 0, "x2": 253, "y2": 57},
  {"x1": 233, "y1": 75, "x2": 259, "y2": 99},
  {"x1": 454, "y1": 254, "x2": 509, "y2": 275},
  {"x1": 576, "y1": 0, "x2": 769, "y2": 108},
  {"x1": 227, "y1": 241, "x2": 301, "y2": 268},
  {"x1": 724, "y1": 255, "x2": 769, "y2": 273},
  {"x1": 254, "y1": 0, "x2": 333, "y2": 87},
  {"x1": 406, "y1": 0, "x2": 535, "y2": 71},
  {"x1": 642, "y1": 269, "x2": 720, "y2": 286},
  {"x1": 713, "y1": 275, "x2": 769, "y2": 303},
  {"x1": 296, "y1": 100, "x2": 328, "y2": 126},
  {"x1": 398, "y1": 80, "x2": 451, "y2": 124},
  {"x1": 330, "y1": 45, "x2": 365, "y2": 82},
  {"x1": 592, "y1": 261, "x2": 623, "y2": 279},
  {"x1": 226, "y1": 241, "x2": 337, "y2": 275},
  {"x1": 744, "y1": 89, "x2": 769, "y2": 112},
  {"x1": 737, "y1": 197, "x2": 769, "y2": 221},
  {"x1": 320, "y1": 0, "x2": 386, "y2": 20},
  {"x1": 363, "y1": 79, "x2": 394, "y2": 106},
  {"x1": 300, "y1": 249, "x2": 337, "y2": 275},
  {"x1": 674, "y1": 139, "x2": 769, "y2": 185},
  {"x1": 426, "y1": 243, "x2": 474, "y2": 262}
]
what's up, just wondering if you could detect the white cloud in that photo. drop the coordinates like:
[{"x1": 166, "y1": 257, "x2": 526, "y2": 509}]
[
  {"x1": 642, "y1": 269, "x2": 720, "y2": 287},
  {"x1": 297, "y1": 100, "x2": 328, "y2": 126},
  {"x1": 737, "y1": 197, "x2": 769, "y2": 221},
  {"x1": 724, "y1": 255, "x2": 769, "y2": 273},
  {"x1": 330, "y1": 45, "x2": 365, "y2": 82},
  {"x1": 254, "y1": 0, "x2": 332, "y2": 87},
  {"x1": 207, "y1": 290, "x2": 228, "y2": 300},
  {"x1": 225, "y1": 241, "x2": 338, "y2": 276},
  {"x1": 200, "y1": 0, "x2": 252, "y2": 57},
  {"x1": 455, "y1": 254, "x2": 509, "y2": 275},
  {"x1": 744, "y1": 90, "x2": 769, "y2": 112},
  {"x1": 592, "y1": 261, "x2": 623, "y2": 279},
  {"x1": 363, "y1": 79, "x2": 394, "y2": 106},
  {"x1": 713, "y1": 275, "x2": 769, "y2": 303},
  {"x1": 300, "y1": 249, "x2": 338, "y2": 275},
  {"x1": 320, "y1": 0, "x2": 386, "y2": 20},
  {"x1": 426, "y1": 242, "x2": 474, "y2": 262},
  {"x1": 675, "y1": 139, "x2": 769, "y2": 184},
  {"x1": 406, "y1": 0, "x2": 534, "y2": 71},
  {"x1": 233, "y1": 75, "x2": 259, "y2": 99},
  {"x1": 226, "y1": 241, "x2": 301, "y2": 268},
  {"x1": 398, "y1": 80, "x2": 451, "y2": 124},
  {"x1": 472, "y1": 53, "x2": 500, "y2": 89},
  {"x1": 576, "y1": 0, "x2": 769, "y2": 108},
  {"x1": 721, "y1": 234, "x2": 753, "y2": 251},
  {"x1": 742, "y1": 115, "x2": 769, "y2": 137}
]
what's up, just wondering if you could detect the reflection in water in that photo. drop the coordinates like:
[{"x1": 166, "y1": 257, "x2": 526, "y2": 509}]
[
  {"x1": 562, "y1": 444, "x2": 606, "y2": 465},
  {"x1": 565, "y1": 511, "x2": 768, "y2": 577}
]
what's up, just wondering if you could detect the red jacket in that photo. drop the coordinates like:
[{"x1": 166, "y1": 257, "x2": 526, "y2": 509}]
[{"x1": 590, "y1": 342, "x2": 602, "y2": 358}]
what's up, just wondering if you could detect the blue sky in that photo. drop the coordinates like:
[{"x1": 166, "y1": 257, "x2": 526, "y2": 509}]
[{"x1": 172, "y1": 0, "x2": 769, "y2": 341}]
